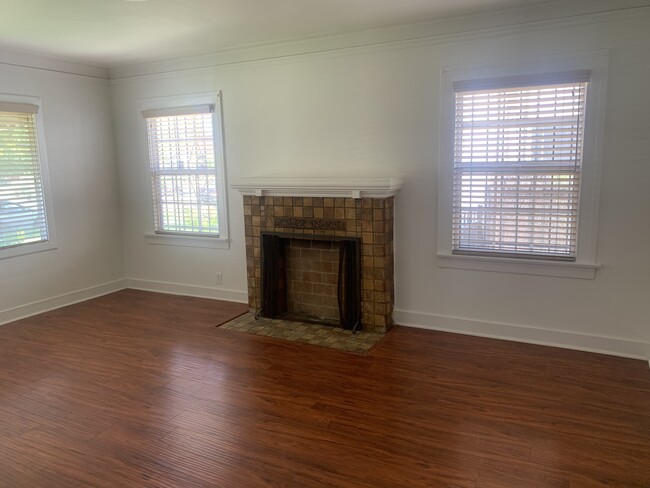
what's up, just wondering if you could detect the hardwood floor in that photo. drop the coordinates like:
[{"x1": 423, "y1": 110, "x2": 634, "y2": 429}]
[{"x1": 0, "y1": 289, "x2": 648, "y2": 487}]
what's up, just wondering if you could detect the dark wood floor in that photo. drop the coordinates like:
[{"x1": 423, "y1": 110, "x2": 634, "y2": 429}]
[{"x1": 0, "y1": 290, "x2": 648, "y2": 487}]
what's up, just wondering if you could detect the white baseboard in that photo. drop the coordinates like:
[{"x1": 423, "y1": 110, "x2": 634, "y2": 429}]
[
  {"x1": 0, "y1": 279, "x2": 127, "y2": 326},
  {"x1": 394, "y1": 309, "x2": 650, "y2": 362},
  {"x1": 125, "y1": 278, "x2": 248, "y2": 304},
  {"x1": 2, "y1": 282, "x2": 646, "y2": 364}
]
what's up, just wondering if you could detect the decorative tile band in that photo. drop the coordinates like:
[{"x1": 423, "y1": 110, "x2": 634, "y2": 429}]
[{"x1": 274, "y1": 217, "x2": 346, "y2": 231}]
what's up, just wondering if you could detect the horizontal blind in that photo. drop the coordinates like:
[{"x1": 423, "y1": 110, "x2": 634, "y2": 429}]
[
  {"x1": 145, "y1": 109, "x2": 220, "y2": 235},
  {"x1": 453, "y1": 70, "x2": 591, "y2": 92},
  {"x1": 452, "y1": 79, "x2": 587, "y2": 260},
  {"x1": 142, "y1": 104, "x2": 213, "y2": 119},
  {"x1": 0, "y1": 108, "x2": 49, "y2": 249}
]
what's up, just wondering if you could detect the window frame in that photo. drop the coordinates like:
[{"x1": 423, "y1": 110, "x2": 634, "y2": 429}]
[
  {"x1": 0, "y1": 93, "x2": 57, "y2": 260},
  {"x1": 437, "y1": 53, "x2": 608, "y2": 279},
  {"x1": 139, "y1": 92, "x2": 229, "y2": 250}
]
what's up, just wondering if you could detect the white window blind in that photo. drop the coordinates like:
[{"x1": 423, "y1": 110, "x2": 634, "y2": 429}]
[
  {"x1": 452, "y1": 72, "x2": 589, "y2": 260},
  {"x1": 144, "y1": 105, "x2": 221, "y2": 236},
  {"x1": 0, "y1": 104, "x2": 49, "y2": 250}
]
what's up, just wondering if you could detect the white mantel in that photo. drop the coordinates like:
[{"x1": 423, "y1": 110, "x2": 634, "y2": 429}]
[{"x1": 231, "y1": 177, "x2": 404, "y2": 199}]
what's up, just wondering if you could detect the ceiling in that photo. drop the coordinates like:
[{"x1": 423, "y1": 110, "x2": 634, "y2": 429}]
[{"x1": 0, "y1": 0, "x2": 565, "y2": 68}]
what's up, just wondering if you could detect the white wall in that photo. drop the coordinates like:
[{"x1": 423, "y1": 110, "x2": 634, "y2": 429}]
[
  {"x1": 0, "y1": 61, "x2": 124, "y2": 323},
  {"x1": 111, "y1": 9, "x2": 650, "y2": 358}
]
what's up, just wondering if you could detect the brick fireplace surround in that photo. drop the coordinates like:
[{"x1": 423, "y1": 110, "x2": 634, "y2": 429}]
[{"x1": 233, "y1": 178, "x2": 403, "y2": 334}]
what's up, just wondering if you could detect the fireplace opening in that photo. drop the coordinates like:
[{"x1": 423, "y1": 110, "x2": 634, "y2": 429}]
[{"x1": 261, "y1": 232, "x2": 361, "y2": 331}]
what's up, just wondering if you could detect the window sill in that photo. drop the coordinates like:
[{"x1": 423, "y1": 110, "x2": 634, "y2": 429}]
[
  {"x1": 0, "y1": 241, "x2": 57, "y2": 260},
  {"x1": 436, "y1": 252, "x2": 599, "y2": 279},
  {"x1": 144, "y1": 233, "x2": 230, "y2": 250}
]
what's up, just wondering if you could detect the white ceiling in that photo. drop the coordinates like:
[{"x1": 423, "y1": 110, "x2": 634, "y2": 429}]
[{"x1": 0, "y1": 0, "x2": 562, "y2": 68}]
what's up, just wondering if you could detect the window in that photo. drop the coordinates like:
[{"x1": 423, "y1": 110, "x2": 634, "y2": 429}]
[
  {"x1": 0, "y1": 99, "x2": 55, "y2": 258},
  {"x1": 141, "y1": 93, "x2": 228, "y2": 248},
  {"x1": 452, "y1": 72, "x2": 588, "y2": 261},
  {"x1": 438, "y1": 55, "x2": 608, "y2": 279}
]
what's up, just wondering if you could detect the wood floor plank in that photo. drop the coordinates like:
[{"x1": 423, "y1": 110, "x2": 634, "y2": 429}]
[{"x1": 0, "y1": 289, "x2": 648, "y2": 487}]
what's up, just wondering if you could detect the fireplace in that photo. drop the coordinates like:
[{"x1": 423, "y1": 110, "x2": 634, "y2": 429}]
[
  {"x1": 232, "y1": 178, "x2": 403, "y2": 333},
  {"x1": 261, "y1": 233, "x2": 361, "y2": 331}
]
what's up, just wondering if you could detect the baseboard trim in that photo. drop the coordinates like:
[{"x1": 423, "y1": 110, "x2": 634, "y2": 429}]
[
  {"x1": 394, "y1": 309, "x2": 650, "y2": 361},
  {"x1": 0, "y1": 279, "x2": 127, "y2": 326},
  {"x1": 125, "y1": 278, "x2": 248, "y2": 304},
  {"x1": 2, "y1": 284, "x2": 645, "y2": 363}
]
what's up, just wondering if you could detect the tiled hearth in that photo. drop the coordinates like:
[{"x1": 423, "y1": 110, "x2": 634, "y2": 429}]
[{"x1": 233, "y1": 178, "x2": 403, "y2": 334}]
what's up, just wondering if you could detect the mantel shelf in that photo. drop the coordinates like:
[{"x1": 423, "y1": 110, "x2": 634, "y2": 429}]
[{"x1": 231, "y1": 177, "x2": 404, "y2": 199}]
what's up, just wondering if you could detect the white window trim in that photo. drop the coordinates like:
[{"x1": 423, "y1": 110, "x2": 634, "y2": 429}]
[
  {"x1": 437, "y1": 52, "x2": 608, "y2": 279},
  {"x1": 138, "y1": 92, "x2": 229, "y2": 250},
  {"x1": 143, "y1": 233, "x2": 229, "y2": 249},
  {"x1": 0, "y1": 93, "x2": 57, "y2": 260}
]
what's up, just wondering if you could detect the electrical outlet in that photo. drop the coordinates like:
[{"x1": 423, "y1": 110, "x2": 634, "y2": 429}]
[{"x1": 215, "y1": 273, "x2": 223, "y2": 285}]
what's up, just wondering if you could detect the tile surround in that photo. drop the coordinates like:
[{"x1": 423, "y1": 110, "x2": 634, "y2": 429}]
[{"x1": 244, "y1": 195, "x2": 395, "y2": 333}]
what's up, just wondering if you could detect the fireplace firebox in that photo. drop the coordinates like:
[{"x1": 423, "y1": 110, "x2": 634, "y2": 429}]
[{"x1": 261, "y1": 233, "x2": 361, "y2": 331}]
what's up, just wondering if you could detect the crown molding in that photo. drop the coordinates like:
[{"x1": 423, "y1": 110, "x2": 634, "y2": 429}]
[
  {"x1": 109, "y1": 0, "x2": 650, "y2": 81},
  {"x1": 231, "y1": 177, "x2": 404, "y2": 199},
  {"x1": 0, "y1": 47, "x2": 109, "y2": 80}
]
